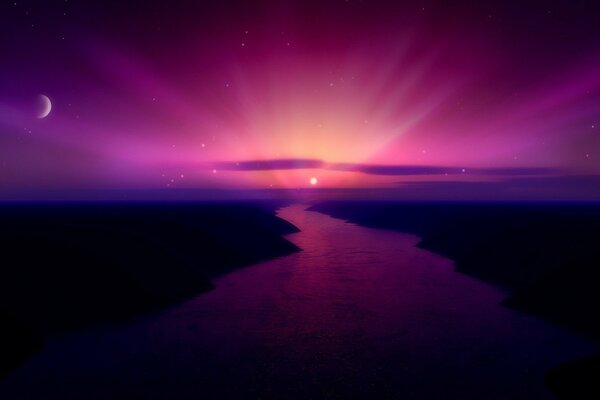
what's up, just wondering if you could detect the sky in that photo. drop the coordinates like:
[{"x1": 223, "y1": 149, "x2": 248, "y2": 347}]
[{"x1": 1, "y1": 0, "x2": 600, "y2": 199}]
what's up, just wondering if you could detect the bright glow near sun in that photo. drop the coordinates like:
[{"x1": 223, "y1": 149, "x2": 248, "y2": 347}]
[{"x1": 5, "y1": 6, "x2": 600, "y2": 195}]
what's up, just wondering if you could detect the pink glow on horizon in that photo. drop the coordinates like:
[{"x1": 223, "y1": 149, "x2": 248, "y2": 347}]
[{"x1": 1, "y1": 2, "x2": 600, "y2": 194}]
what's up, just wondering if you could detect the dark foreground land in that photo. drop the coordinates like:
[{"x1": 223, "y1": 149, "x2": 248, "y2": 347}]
[
  {"x1": 3, "y1": 200, "x2": 600, "y2": 398},
  {"x1": 0, "y1": 202, "x2": 299, "y2": 378},
  {"x1": 310, "y1": 201, "x2": 600, "y2": 398}
]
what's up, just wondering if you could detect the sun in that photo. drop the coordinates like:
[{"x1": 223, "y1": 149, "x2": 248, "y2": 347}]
[{"x1": 310, "y1": 177, "x2": 318, "y2": 185}]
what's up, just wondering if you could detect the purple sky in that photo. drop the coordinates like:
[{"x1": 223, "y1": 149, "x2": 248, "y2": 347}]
[{"x1": 1, "y1": 1, "x2": 600, "y2": 199}]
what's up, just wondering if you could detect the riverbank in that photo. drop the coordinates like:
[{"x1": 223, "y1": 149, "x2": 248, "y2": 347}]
[
  {"x1": 309, "y1": 201, "x2": 600, "y2": 397},
  {"x1": 0, "y1": 204, "x2": 594, "y2": 399},
  {"x1": 309, "y1": 201, "x2": 600, "y2": 336},
  {"x1": 0, "y1": 202, "x2": 299, "y2": 379}
]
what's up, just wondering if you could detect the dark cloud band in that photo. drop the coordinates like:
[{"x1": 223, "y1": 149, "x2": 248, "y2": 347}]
[{"x1": 212, "y1": 159, "x2": 558, "y2": 176}]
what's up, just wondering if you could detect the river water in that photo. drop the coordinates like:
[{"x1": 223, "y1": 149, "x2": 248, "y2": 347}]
[{"x1": 0, "y1": 204, "x2": 595, "y2": 399}]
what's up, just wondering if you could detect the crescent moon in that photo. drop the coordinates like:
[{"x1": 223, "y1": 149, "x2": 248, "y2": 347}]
[{"x1": 37, "y1": 95, "x2": 52, "y2": 119}]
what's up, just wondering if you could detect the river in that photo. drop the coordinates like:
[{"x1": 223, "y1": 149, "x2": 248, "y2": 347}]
[{"x1": 0, "y1": 204, "x2": 595, "y2": 399}]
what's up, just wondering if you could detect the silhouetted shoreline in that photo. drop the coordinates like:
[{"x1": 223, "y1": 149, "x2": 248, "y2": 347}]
[
  {"x1": 309, "y1": 201, "x2": 600, "y2": 398},
  {"x1": 0, "y1": 201, "x2": 299, "y2": 379},
  {"x1": 3, "y1": 200, "x2": 599, "y2": 397}
]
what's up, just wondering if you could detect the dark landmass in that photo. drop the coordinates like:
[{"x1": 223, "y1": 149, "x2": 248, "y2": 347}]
[
  {"x1": 0, "y1": 308, "x2": 42, "y2": 380},
  {"x1": 309, "y1": 201, "x2": 600, "y2": 397},
  {"x1": 0, "y1": 201, "x2": 299, "y2": 377},
  {"x1": 545, "y1": 354, "x2": 600, "y2": 399},
  {"x1": 309, "y1": 201, "x2": 600, "y2": 336}
]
